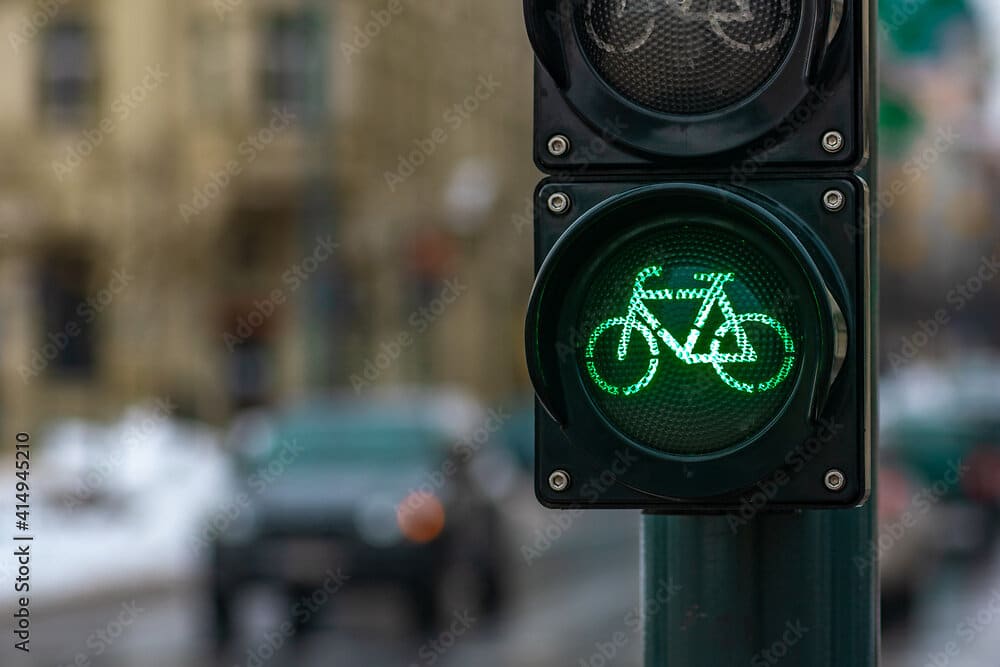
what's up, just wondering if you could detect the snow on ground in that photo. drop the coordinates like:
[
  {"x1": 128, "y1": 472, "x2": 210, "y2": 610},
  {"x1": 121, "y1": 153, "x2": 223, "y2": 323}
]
[{"x1": 0, "y1": 403, "x2": 234, "y2": 610}]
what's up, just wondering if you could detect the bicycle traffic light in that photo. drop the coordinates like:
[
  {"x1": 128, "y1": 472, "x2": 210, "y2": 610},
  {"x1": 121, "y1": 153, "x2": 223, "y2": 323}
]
[{"x1": 524, "y1": 0, "x2": 875, "y2": 511}]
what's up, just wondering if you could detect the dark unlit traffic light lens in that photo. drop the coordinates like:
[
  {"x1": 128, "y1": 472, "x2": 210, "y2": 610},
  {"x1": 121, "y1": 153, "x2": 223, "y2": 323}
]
[{"x1": 577, "y1": 0, "x2": 800, "y2": 115}]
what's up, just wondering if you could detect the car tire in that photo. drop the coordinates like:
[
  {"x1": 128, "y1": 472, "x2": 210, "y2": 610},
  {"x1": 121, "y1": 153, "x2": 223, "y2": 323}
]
[
  {"x1": 211, "y1": 586, "x2": 233, "y2": 651},
  {"x1": 209, "y1": 543, "x2": 236, "y2": 651},
  {"x1": 881, "y1": 586, "x2": 914, "y2": 632},
  {"x1": 411, "y1": 580, "x2": 441, "y2": 636},
  {"x1": 478, "y1": 512, "x2": 509, "y2": 618},
  {"x1": 478, "y1": 563, "x2": 506, "y2": 618}
]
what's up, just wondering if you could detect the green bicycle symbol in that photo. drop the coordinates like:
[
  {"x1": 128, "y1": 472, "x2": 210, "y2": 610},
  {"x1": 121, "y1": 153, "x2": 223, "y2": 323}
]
[{"x1": 585, "y1": 267, "x2": 796, "y2": 396}]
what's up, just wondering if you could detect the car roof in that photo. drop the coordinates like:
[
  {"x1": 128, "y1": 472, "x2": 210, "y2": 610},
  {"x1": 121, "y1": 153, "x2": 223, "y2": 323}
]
[{"x1": 246, "y1": 387, "x2": 485, "y2": 443}]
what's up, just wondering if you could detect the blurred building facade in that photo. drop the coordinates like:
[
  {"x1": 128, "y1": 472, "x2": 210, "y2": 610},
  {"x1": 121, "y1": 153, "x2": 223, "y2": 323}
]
[
  {"x1": 0, "y1": 0, "x2": 534, "y2": 433},
  {"x1": 877, "y1": 0, "x2": 1000, "y2": 367}
]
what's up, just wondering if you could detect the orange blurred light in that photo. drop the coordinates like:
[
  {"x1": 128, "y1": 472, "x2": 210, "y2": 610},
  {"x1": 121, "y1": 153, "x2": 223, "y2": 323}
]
[{"x1": 396, "y1": 492, "x2": 446, "y2": 544}]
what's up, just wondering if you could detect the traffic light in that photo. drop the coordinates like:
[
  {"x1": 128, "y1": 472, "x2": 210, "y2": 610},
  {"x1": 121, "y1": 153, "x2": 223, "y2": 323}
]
[{"x1": 524, "y1": 0, "x2": 875, "y2": 510}]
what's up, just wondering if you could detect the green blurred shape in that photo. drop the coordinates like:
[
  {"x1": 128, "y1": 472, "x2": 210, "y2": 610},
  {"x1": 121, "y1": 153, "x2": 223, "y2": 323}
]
[
  {"x1": 887, "y1": 417, "x2": 997, "y2": 499},
  {"x1": 878, "y1": 94, "x2": 922, "y2": 156},
  {"x1": 879, "y1": 0, "x2": 973, "y2": 56}
]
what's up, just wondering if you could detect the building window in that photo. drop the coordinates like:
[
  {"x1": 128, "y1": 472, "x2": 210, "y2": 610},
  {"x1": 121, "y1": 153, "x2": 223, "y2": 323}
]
[
  {"x1": 39, "y1": 18, "x2": 98, "y2": 125},
  {"x1": 38, "y1": 252, "x2": 96, "y2": 377},
  {"x1": 260, "y1": 10, "x2": 324, "y2": 119},
  {"x1": 226, "y1": 334, "x2": 275, "y2": 411}
]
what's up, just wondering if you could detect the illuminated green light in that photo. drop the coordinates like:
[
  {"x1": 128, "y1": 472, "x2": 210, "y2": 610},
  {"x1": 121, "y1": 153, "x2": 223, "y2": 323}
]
[
  {"x1": 585, "y1": 316, "x2": 660, "y2": 396},
  {"x1": 576, "y1": 221, "x2": 806, "y2": 455},
  {"x1": 585, "y1": 270, "x2": 796, "y2": 396}
]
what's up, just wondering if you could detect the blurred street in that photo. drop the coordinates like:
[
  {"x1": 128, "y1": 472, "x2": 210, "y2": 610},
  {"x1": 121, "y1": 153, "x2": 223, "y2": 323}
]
[
  {"x1": 25, "y1": 515, "x2": 1000, "y2": 667},
  {"x1": 22, "y1": 501, "x2": 641, "y2": 667},
  {"x1": 884, "y1": 549, "x2": 1000, "y2": 667},
  {"x1": 23, "y1": 514, "x2": 1000, "y2": 667}
]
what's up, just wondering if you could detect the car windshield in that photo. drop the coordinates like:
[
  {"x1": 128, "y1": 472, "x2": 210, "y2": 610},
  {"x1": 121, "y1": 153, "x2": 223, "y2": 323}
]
[{"x1": 247, "y1": 414, "x2": 448, "y2": 469}]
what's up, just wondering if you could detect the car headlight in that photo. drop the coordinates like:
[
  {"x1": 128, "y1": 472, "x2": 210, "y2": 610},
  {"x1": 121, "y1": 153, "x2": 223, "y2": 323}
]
[{"x1": 355, "y1": 495, "x2": 403, "y2": 547}]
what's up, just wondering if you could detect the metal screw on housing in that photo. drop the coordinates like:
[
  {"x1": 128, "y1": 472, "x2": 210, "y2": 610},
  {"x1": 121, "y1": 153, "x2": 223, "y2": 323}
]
[
  {"x1": 548, "y1": 470, "x2": 571, "y2": 492},
  {"x1": 547, "y1": 192, "x2": 571, "y2": 215},
  {"x1": 822, "y1": 130, "x2": 845, "y2": 154},
  {"x1": 824, "y1": 469, "x2": 846, "y2": 492},
  {"x1": 823, "y1": 189, "x2": 845, "y2": 212},
  {"x1": 547, "y1": 134, "x2": 571, "y2": 157}
]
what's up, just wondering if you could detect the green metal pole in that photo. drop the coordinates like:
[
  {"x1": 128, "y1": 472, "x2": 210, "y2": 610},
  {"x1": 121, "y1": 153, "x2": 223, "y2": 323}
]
[{"x1": 642, "y1": 508, "x2": 878, "y2": 666}]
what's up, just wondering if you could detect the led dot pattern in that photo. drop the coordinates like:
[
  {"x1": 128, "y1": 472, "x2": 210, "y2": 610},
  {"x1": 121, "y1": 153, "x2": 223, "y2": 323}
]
[
  {"x1": 577, "y1": 221, "x2": 804, "y2": 456},
  {"x1": 576, "y1": 0, "x2": 800, "y2": 115}
]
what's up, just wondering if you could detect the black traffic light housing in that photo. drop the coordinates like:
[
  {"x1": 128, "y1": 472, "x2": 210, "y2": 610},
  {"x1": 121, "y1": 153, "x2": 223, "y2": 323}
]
[
  {"x1": 526, "y1": 0, "x2": 864, "y2": 168},
  {"x1": 524, "y1": 0, "x2": 875, "y2": 511}
]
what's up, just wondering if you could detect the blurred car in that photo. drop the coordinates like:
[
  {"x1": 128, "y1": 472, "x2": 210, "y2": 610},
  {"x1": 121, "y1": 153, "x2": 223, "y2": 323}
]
[
  {"x1": 209, "y1": 389, "x2": 514, "y2": 646},
  {"x1": 885, "y1": 417, "x2": 1000, "y2": 555},
  {"x1": 496, "y1": 397, "x2": 534, "y2": 472},
  {"x1": 882, "y1": 359, "x2": 1000, "y2": 559},
  {"x1": 878, "y1": 455, "x2": 941, "y2": 630}
]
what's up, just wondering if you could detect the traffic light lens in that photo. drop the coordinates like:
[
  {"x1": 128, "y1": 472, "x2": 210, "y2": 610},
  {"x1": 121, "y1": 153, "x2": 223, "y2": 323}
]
[
  {"x1": 577, "y1": 0, "x2": 800, "y2": 115},
  {"x1": 577, "y1": 220, "x2": 804, "y2": 456}
]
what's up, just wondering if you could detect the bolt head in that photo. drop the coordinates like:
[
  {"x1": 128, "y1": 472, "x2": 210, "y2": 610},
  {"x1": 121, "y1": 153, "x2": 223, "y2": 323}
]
[
  {"x1": 547, "y1": 134, "x2": 571, "y2": 157},
  {"x1": 822, "y1": 130, "x2": 845, "y2": 154},
  {"x1": 823, "y1": 189, "x2": 845, "y2": 212},
  {"x1": 548, "y1": 470, "x2": 571, "y2": 492},
  {"x1": 547, "y1": 192, "x2": 571, "y2": 215},
  {"x1": 824, "y1": 469, "x2": 846, "y2": 492}
]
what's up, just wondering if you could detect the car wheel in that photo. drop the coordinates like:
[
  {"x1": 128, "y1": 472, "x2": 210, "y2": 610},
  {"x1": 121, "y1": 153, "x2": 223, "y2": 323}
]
[
  {"x1": 881, "y1": 586, "x2": 915, "y2": 632},
  {"x1": 209, "y1": 544, "x2": 236, "y2": 651},
  {"x1": 478, "y1": 512, "x2": 509, "y2": 618},
  {"x1": 478, "y1": 562, "x2": 506, "y2": 618},
  {"x1": 411, "y1": 580, "x2": 441, "y2": 636},
  {"x1": 211, "y1": 584, "x2": 233, "y2": 651}
]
